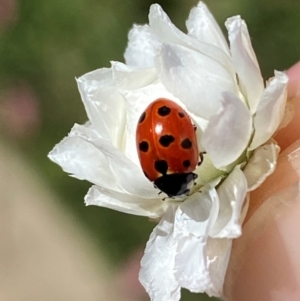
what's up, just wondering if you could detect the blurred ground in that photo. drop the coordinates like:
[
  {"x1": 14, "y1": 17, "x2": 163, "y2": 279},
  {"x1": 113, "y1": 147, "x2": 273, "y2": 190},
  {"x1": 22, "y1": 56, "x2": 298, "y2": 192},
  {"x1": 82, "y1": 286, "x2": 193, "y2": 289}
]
[{"x1": 0, "y1": 141, "x2": 134, "y2": 301}]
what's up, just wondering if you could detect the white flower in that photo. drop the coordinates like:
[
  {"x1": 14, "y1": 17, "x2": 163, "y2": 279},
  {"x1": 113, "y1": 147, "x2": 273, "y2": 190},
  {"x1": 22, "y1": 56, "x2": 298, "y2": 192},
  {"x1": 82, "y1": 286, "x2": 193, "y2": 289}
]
[{"x1": 48, "y1": 2, "x2": 289, "y2": 300}]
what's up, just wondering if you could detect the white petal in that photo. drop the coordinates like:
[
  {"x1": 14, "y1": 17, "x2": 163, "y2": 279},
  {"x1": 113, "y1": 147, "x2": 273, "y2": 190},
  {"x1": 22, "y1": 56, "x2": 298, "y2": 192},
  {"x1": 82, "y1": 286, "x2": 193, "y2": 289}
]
[
  {"x1": 68, "y1": 124, "x2": 154, "y2": 197},
  {"x1": 139, "y1": 205, "x2": 181, "y2": 301},
  {"x1": 277, "y1": 101, "x2": 294, "y2": 131},
  {"x1": 173, "y1": 190, "x2": 219, "y2": 292},
  {"x1": 249, "y1": 71, "x2": 288, "y2": 150},
  {"x1": 94, "y1": 136, "x2": 158, "y2": 198},
  {"x1": 48, "y1": 133, "x2": 116, "y2": 188},
  {"x1": 85, "y1": 185, "x2": 164, "y2": 218},
  {"x1": 76, "y1": 69, "x2": 126, "y2": 149},
  {"x1": 112, "y1": 62, "x2": 157, "y2": 91},
  {"x1": 175, "y1": 188, "x2": 219, "y2": 238},
  {"x1": 206, "y1": 237, "x2": 232, "y2": 296},
  {"x1": 226, "y1": 16, "x2": 264, "y2": 114},
  {"x1": 149, "y1": 4, "x2": 235, "y2": 74},
  {"x1": 124, "y1": 24, "x2": 161, "y2": 68},
  {"x1": 210, "y1": 166, "x2": 248, "y2": 238},
  {"x1": 202, "y1": 92, "x2": 252, "y2": 168},
  {"x1": 244, "y1": 142, "x2": 280, "y2": 191},
  {"x1": 155, "y1": 43, "x2": 239, "y2": 120},
  {"x1": 68, "y1": 122, "x2": 101, "y2": 143},
  {"x1": 174, "y1": 235, "x2": 210, "y2": 292},
  {"x1": 50, "y1": 123, "x2": 157, "y2": 198},
  {"x1": 186, "y1": 2, "x2": 230, "y2": 55}
]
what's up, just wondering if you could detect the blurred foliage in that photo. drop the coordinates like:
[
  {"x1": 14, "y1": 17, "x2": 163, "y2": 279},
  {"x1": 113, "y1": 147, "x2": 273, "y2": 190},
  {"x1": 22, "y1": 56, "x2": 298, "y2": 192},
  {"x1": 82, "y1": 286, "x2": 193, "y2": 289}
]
[{"x1": 0, "y1": 0, "x2": 299, "y2": 300}]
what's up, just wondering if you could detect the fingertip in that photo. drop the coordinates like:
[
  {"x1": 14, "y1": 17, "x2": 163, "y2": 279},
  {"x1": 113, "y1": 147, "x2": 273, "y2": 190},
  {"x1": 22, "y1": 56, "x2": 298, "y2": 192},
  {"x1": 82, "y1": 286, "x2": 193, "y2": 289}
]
[
  {"x1": 274, "y1": 62, "x2": 300, "y2": 150},
  {"x1": 224, "y1": 140, "x2": 300, "y2": 301},
  {"x1": 286, "y1": 61, "x2": 300, "y2": 98},
  {"x1": 224, "y1": 190, "x2": 300, "y2": 301}
]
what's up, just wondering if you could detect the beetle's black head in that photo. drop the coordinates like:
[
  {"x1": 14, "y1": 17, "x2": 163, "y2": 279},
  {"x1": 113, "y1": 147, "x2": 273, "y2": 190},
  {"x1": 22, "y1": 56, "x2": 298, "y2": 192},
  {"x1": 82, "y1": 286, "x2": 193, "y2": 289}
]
[{"x1": 154, "y1": 173, "x2": 197, "y2": 198}]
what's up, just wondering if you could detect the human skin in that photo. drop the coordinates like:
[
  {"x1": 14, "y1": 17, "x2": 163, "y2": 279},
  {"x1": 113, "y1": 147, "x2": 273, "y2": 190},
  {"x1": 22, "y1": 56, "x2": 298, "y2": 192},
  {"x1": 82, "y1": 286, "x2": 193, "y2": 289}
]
[{"x1": 223, "y1": 62, "x2": 300, "y2": 301}]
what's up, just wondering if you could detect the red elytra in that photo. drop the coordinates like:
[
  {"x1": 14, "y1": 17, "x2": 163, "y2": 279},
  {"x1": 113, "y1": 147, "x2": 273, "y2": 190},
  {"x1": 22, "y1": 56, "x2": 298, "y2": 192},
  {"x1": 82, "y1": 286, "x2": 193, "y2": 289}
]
[{"x1": 136, "y1": 98, "x2": 201, "y2": 197}]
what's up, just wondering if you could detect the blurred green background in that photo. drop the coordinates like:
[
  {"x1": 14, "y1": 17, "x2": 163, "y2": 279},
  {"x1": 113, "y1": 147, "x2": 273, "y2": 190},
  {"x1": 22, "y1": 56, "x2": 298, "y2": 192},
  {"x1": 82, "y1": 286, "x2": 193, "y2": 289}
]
[{"x1": 0, "y1": 0, "x2": 299, "y2": 300}]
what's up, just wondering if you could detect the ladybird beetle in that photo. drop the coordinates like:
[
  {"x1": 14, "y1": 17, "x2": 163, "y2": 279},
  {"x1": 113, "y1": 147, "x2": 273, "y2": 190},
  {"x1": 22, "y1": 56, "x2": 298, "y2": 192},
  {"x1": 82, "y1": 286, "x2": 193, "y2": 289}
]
[{"x1": 136, "y1": 98, "x2": 202, "y2": 198}]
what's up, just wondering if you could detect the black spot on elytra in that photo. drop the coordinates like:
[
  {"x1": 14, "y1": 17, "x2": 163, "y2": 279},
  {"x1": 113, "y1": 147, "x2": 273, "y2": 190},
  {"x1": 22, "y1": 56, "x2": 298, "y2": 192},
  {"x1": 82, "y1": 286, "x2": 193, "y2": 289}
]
[
  {"x1": 138, "y1": 112, "x2": 146, "y2": 123},
  {"x1": 159, "y1": 135, "x2": 175, "y2": 147},
  {"x1": 154, "y1": 160, "x2": 168, "y2": 175},
  {"x1": 158, "y1": 106, "x2": 171, "y2": 116},
  {"x1": 139, "y1": 141, "x2": 149, "y2": 152},
  {"x1": 183, "y1": 160, "x2": 191, "y2": 168},
  {"x1": 178, "y1": 111, "x2": 185, "y2": 118},
  {"x1": 181, "y1": 138, "x2": 192, "y2": 149}
]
